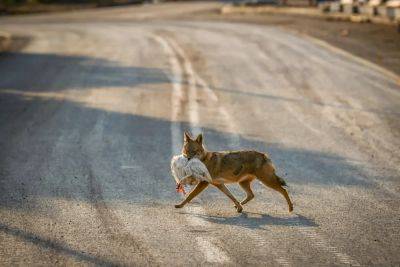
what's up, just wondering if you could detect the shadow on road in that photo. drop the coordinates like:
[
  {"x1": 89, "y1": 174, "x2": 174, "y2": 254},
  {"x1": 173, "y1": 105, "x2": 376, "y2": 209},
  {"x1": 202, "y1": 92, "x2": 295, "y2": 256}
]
[
  {"x1": 179, "y1": 211, "x2": 317, "y2": 230},
  {"x1": 0, "y1": 52, "x2": 170, "y2": 91},
  {"x1": 201, "y1": 84, "x2": 400, "y2": 116},
  {"x1": 0, "y1": 222, "x2": 119, "y2": 266}
]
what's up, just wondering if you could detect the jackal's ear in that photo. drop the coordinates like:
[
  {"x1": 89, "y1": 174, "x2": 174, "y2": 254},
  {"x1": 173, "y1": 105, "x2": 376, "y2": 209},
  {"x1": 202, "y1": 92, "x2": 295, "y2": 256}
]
[
  {"x1": 196, "y1": 133, "x2": 203, "y2": 144},
  {"x1": 184, "y1": 131, "x2": 191, "y2": 142}
]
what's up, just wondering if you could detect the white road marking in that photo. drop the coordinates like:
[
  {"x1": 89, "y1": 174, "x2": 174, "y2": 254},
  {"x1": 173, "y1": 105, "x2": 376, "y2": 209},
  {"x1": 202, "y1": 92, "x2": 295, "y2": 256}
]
[
  {"x1": 152, "y1": 35, "x2": 183, "y2": 156},
  {"x1": 275, "y1": 257, "x2": 292, "y2": 267},
  {"x1": 196, "y1": 236, "x2": 230, "y2": 263},
  {"x1": 166, "y1": 39, "x2": 200, "y2": 132},
  {"x1": 184, "y1": 206, "x2": 208, "y2": 227},
  {"x1": 120, "y1": 165, "x2": 139, "y2": 170},
  {"x1": 243, "y1": 227, "x2": 294, "y2": 267},
  {"x1": 298, "y1": 226, "x2": 360, "y2": 266},
  {"x1": 166, "y1": 37, "x2": 239, "y2": 145},
  {"x1": 194, "y1": 72, "x2": 239, "y2": 142},
  {"x1": 153, "y1": 34, "x2": 231, "y2": 264}
]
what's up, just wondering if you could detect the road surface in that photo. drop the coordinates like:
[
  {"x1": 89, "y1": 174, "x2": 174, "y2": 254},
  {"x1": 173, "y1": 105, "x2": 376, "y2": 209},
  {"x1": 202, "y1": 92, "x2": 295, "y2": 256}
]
[{"x1": 1, "y1": 2, "x2": 399, "y2": 266}]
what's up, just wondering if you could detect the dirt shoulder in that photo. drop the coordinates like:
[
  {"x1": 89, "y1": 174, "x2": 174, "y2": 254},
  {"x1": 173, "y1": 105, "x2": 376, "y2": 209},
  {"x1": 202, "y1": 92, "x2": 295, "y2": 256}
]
[
  {"x1": 0, "y1": 31, "x2": 11, "y2": 52},
  {"x1": 0, "y1": 1, "x2": 144, "y2": 15},
  {"x1": 0, "y1": 3, "x2": 96, "y2": 15},
  {"x1": 0, "y1": 32, "x2": 31, "y2": 53},
  {"x1": 187, "y1": 8, "x2": 400, "y2": 77}
]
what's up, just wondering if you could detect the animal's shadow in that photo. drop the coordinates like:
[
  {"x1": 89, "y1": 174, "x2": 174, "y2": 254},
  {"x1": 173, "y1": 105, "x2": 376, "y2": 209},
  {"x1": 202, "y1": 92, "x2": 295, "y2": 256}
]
[{"x1": 179, "y1": 210, "x2": 317, "y2": 230}]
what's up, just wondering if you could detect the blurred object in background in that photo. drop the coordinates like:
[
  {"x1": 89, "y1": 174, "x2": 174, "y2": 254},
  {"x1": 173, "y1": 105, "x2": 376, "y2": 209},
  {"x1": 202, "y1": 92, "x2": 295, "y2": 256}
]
[
  {"x1": 229, "y1": 0, "x2": 320, "y2": 7},
  {"x1": 317, "y1": 0, "x2": 400, "y2": 25},
  {"x1": 0, "y1": 0, "x2": 145, "y2": 15}
]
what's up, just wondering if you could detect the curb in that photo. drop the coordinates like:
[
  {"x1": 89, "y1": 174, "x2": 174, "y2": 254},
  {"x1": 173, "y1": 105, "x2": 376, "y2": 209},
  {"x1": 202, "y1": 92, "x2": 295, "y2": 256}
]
[
  {"x1": 220, "y1": 4, "x2": 399, "y2": 26},
  {"x1": 221, "y1": 5, "x2": 323, "y2": 17}
]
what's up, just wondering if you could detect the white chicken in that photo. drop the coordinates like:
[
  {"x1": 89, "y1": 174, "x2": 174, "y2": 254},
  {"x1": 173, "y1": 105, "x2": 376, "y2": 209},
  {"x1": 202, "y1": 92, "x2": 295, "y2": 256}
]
[{"x1": 170, "y1": 154, "x2": 212, "y2": 190}]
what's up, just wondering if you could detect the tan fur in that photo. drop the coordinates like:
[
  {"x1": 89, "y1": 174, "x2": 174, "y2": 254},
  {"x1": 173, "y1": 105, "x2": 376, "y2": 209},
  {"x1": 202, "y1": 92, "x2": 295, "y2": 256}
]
[{"x1": 175, "y1": 132, "x2": 294, "y2": 213}]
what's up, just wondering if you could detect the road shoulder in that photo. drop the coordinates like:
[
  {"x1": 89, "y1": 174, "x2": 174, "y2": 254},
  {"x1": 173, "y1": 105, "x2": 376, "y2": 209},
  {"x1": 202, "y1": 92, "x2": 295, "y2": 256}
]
[{"x1": 186, "y1": 8, "x2": 400, "y2": 78}]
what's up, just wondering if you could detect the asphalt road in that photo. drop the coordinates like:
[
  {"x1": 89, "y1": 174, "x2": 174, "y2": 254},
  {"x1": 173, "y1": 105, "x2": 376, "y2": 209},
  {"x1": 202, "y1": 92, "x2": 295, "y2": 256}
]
[{"x1": 1, "y1": 2, "x2": 400, "y2": 266}]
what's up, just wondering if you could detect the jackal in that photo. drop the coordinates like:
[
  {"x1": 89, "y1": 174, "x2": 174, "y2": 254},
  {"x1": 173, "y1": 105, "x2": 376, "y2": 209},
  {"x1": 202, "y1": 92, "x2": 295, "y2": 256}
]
[{"x1": 174, "y1": 132, "x2": 293, "y2": 213}]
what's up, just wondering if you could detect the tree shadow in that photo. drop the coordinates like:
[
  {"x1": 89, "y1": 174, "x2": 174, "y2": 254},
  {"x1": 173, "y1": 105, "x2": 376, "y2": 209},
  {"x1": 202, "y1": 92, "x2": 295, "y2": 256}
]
[
  {"x1": 178, "y1": 211, "x2": 317, "y2": 230},
  {"x1": 194, "y1": 81, "x2": 400, "y2": 116},
  {"x1": 0, "y1": 52, "x2": 170, "y2": 92},
  {"x1": 0, "y1": 222, "x2": 119, "y2": 266}
]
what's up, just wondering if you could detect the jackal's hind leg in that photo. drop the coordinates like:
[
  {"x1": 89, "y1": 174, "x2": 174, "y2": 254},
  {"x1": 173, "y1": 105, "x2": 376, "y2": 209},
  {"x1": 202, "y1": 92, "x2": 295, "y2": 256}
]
[
  {"x1": 257, "y1": 174, "x2": 293, "y2": 212},
  {"x1": 239, "y1": 180, "x2": 254, "y2": 205}
]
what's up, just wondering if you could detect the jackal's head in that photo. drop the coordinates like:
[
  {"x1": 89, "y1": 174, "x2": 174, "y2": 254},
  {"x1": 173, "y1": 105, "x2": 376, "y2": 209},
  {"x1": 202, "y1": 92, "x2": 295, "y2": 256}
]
[{"x1": 182, "y1": 132, "x2": 205, "y2": 160}]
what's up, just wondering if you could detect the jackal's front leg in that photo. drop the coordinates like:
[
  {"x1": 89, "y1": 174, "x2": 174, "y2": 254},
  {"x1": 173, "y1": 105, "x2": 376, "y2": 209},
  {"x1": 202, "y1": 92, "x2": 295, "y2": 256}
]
[
  {"x1": 175, "y1": 181, "x2": 209, "y2": 208},
  {"x1": 214, "y1": 184, "x2": 243, "y2": 213}
]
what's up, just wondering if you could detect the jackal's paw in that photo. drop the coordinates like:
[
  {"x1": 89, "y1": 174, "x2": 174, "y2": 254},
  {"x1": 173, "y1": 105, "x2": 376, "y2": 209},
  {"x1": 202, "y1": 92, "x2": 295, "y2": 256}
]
[
  {"x1": 289, "y1": 204, "x2": 294, "y2": 212},
  {"x1": 175, "y1": 204, "x2": 184, "y2": 209},
  {"x1": 235, "y1": 205, "x2": 243, "y2": 213}
]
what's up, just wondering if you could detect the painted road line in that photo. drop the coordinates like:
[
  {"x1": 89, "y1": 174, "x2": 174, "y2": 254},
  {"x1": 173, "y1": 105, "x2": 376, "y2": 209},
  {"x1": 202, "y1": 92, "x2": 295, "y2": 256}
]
[
  {"x1": 196, "y1": 236, "x2": 230, "y2": 263},
  {"x1": 166, "y1": 37, "x2": 238, "y2": 145},
  {"x1": 153, "y1": 34, "x2": 231, "y2": 264},
  {"x1": 165, "y1": 38, "x2": 200, "y2": 132},
  {"x1": 297, "y1": 226, "x2": 360, "y2": 266}
]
